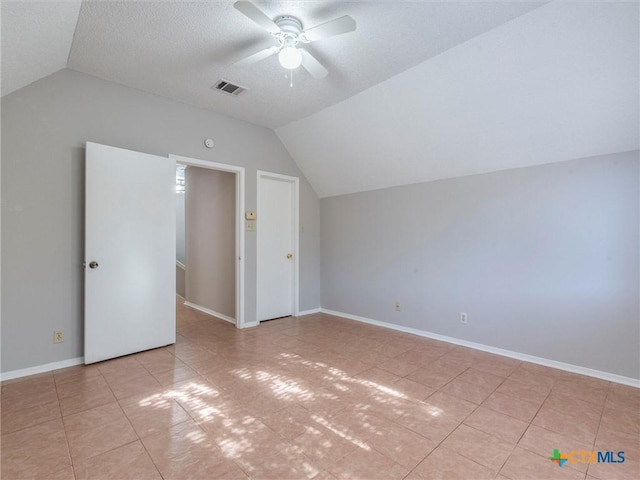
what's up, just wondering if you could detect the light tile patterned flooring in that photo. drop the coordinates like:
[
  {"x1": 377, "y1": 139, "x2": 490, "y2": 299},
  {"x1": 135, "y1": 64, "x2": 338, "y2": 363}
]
[{"x1": 1, "y1": 302, "x2": 639, "y2": 479}]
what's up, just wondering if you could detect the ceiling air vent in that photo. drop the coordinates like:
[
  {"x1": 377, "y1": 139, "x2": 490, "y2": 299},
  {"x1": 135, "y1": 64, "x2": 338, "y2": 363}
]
[{"x1": 213, "y1": 79, "x2": 246, "y2": 96}]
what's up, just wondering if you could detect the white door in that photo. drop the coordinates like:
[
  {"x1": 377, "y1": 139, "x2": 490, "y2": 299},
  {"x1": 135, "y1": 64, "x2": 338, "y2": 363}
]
[
  {"x1": 85, "y1": 142, "x2": 176, "y2": 364},
  {"x1": 257, "y1": 173, "x2": 298, "y2": 321}
]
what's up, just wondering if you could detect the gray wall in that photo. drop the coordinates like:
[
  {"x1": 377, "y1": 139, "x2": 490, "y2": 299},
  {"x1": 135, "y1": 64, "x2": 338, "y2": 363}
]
[
  {"x1": 176, "y1": 189, "x2": 186, "y2": 265},
  {"x1": 185, "y1": 167, "x2": 235, "y2": 318},
  {"x1": 176, "y1": 264, "x2": 186, "y2": 299},
  {"x1": 1, "y1": 69, "x2": 321, "y2": 373},
  {"x1": 321, "y1": 151, "x2": 640, "y2": 379},
  {"x1": 176, "y1": 178, "x2": 186, "y2": 297}
]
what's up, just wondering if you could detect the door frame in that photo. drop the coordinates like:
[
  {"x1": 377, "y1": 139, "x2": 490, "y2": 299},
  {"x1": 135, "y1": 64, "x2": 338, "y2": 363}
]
[
  {"x1": 170, "y1": 154, "x2": 246, "y2": 329},
  {"x1": 256, "y1": 170, "x2": 300, "y2": 320}
]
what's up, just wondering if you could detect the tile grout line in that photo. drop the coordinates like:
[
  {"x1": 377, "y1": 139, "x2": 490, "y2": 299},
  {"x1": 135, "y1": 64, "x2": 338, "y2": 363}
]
[
  {"x1": 366, "y1": 341, "x2": 522, "y2": 478},
  {"x1": 400, "y1": 361, "x2": 575, "y2": 478},
  {"x1": 498, "y1": 376, "x2": 599, "y2": 479},
  {"x1": 399, "y1": 364, "x2": 485, "y2": 479},
  {"x1": 430, "y1": 366, "x2": 512, "y2": 478},
  {"x1": 112, "y1": 360, "x2": 157, "y2": 469},
  {"x1": 66, "y1": 360, "x2": 143, "y2": 467},
  {"x1": 490, "y1": 376, "x2": 557, "y2": 480},
  {"x1": 53, "y1": 373, "x2": 76, "y2": 479},
  {"x1": 585, "y1": 382, "x2": 613, "y2": 479}
]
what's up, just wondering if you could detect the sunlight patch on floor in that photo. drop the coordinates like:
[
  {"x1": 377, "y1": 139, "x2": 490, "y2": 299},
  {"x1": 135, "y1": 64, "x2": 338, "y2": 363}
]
[{"x1": 311, "y1": 414, "x2": 371, "y2": 450}]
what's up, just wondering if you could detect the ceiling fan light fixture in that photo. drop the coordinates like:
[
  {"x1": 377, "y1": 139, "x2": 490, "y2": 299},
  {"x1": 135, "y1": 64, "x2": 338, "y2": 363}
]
[
  {"x1": 233, "y1": 1, "x2": 356, "y2": 79},
  {"x1": 278, "y1": 46, "x2": 302, "y2": 69}
]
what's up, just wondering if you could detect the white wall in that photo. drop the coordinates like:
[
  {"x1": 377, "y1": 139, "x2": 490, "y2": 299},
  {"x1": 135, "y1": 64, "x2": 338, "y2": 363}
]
[
  {"x1": 185, "y1": 167, "x2": 235, "y2": 319},
  {"x1": 1, "y1": 69, "x2": 321, "y2": 373},
  {"x1": 321, "y1": 151, "x2": 640, "y2": 379}
]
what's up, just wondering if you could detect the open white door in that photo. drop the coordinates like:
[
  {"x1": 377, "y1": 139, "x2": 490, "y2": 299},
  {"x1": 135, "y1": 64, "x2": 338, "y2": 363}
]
[
  {"x1": 257, "y1": 171, "x2": 299, "y2": 321},
  {"x1": 85, "y1": 142, "x2": 175, "y2": 364}
]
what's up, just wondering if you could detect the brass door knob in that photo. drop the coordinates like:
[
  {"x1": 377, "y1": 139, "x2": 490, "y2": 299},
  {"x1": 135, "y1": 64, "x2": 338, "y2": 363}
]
[{"x1": 89, "y1": 261, "x2": 99, "y2": 269}]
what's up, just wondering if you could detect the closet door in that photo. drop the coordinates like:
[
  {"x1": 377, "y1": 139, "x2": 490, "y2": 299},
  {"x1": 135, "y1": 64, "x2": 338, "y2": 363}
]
[{"x1": 257, "y1": 172, "x2": 298, "y2": 321}]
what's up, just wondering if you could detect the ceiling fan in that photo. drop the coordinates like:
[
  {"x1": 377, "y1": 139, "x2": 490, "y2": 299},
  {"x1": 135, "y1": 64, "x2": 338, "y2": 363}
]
[{"x1": 232, "y1": 1, "x2": 357, "y2": 79}]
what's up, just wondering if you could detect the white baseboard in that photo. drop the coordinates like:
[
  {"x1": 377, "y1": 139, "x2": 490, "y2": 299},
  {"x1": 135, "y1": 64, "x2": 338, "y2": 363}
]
[
  {"x1": 184, "y1": 301, "x2": 236, "y2": 325},
  {"x1": 297, "y1": 308, "x2": 321, "y2": 316},
  {"x1": 6, "y1": 311, "x2": 634, "y2": 387},
  {"x1": 1, "y1": 357, "x2": 84, "y2": 382},
  {"x1": 321, "y1": 309, "x2": 640, "y2": 388}
]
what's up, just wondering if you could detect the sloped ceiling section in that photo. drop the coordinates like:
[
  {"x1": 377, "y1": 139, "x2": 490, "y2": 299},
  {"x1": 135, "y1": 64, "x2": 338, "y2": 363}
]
[
  {"x1": 276, "y1": 1, "x2": 640, "y2": 198},
  {"x1": 1, "y1": 0, "x2": 82, "y2": 96}
]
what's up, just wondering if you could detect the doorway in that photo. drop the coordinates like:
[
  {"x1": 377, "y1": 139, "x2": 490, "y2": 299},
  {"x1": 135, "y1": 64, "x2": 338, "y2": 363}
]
[
  {"x1": 170, "y1": 154, "x2": 245, "y2": 328},
  {"x1": 256, "y1": 170, "x2": 299, "y2": 322}
]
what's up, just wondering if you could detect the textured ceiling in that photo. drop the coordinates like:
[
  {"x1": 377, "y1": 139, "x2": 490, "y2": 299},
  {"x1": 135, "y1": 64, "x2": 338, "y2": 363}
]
[
  {"x1": 2, "y1": 0, "x2": 547, "y2": 128},
  {"x1": 277, "y1": 0, "x2": 640, "y2": 197},
  {"x1": 2, "y1": 1, "x2": 637, "y2": 199}
]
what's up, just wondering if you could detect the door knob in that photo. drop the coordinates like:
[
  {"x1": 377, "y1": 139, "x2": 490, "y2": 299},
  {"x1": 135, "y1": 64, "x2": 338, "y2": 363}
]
[
  {"x1": 89, "y1": 261, "x2": 99, "y2": 269},
  {"x1": 286, "y1": 253, "x2": 293, "y2": 259}
]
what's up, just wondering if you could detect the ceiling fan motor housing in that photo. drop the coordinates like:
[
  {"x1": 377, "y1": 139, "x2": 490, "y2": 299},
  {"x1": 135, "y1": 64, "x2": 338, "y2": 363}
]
[
  {"x1": 275, "y1": 16, "x2": 303, "y2": 34},
  {"x1": 274, "y1": 15, "x2": 304, "y2": 47}
]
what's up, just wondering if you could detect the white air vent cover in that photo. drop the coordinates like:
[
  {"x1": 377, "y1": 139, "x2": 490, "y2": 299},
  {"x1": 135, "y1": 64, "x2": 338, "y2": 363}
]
[{"x1": 213, "y1": 79, "x2": 247, "y2": 96}]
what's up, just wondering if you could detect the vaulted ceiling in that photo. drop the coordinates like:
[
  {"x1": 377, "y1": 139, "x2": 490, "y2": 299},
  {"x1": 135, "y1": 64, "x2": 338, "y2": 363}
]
[{"x1": 2, "y1": 1, "x2": 638, "y2": 197}]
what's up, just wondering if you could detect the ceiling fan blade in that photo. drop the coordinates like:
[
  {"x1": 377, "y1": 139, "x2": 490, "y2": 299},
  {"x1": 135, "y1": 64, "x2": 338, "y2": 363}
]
[
  {"x1": 234, "y1": 46, "x2": 279, "y2": 66},
  {"x1": 233, "y1": 1, "x2": 281, "y2": 34},
  {"x1": 300, "y1": 15, "x2": 356, "y2": 43},
  {"x1": 300, "y1": 48, "x2": 328, "y2": 79}
]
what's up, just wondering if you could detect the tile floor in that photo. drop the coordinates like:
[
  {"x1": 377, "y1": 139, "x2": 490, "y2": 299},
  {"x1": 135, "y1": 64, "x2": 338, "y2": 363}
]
[{"x1": 1, "y1": 302, "x2": 639, "y2": 479}]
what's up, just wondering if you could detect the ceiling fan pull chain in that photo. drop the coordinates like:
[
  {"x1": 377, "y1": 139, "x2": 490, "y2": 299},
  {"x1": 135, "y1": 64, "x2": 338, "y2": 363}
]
[{"x1": 290, "y1": 69, "x2": 294, "y2": 88}]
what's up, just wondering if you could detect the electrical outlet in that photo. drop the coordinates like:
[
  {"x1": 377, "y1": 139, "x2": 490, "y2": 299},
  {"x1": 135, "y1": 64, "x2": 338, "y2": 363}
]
[
  {"x1": 53, "y1": 330, "x2": 64, "y2": 343},
  {"x1": 459, "y1": 312, "x2": 468, "y2": 324},
  {"x1": 395, "y1": 302, "x2": 401, "y2": 312}
]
